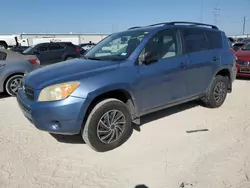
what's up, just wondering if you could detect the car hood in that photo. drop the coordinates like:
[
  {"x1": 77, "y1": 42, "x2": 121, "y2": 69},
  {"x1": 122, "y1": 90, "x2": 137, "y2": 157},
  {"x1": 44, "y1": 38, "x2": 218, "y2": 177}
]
[
  {"x1": 235, "y1": 50, "x2": 250, "y2": 61},
  {"x1": 24, "y1": 58, "x2": 120, "y2": 89}
]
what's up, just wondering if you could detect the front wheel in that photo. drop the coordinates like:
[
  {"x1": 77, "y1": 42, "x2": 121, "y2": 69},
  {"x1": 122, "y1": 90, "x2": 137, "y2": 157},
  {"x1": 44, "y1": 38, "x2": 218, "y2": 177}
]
[
  {"x1": 82, "y1": 98, "x2": 132, "y2": 152},
  {"x1": 0, "y1": 43, "x2": 7, "y2": 49},
  {"x1": 201, "y1": 75, "x2": 229, "y2": 108}
]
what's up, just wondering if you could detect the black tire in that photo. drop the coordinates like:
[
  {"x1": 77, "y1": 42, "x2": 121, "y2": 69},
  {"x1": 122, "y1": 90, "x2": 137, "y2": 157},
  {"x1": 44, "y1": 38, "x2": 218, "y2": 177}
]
[
  {"x1": 65, "y1": 56, "x2": 74, "y2": 60},
  {"x1": 0, "y1": 42, "x2": 7, "y2": 49},
  {"x1": 5, "y1": 74, "x2": 23, "y2": 96},
  {"x1": 82, "y1": 98, "x2": 132, "y2": 152},
  {"x1": 201, "y1": 75, "x2": 229, "y2": 108}
]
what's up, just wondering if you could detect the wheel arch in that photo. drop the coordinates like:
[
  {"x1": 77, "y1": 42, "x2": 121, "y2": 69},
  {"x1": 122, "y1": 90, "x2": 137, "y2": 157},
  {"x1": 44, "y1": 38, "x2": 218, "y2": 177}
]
[
  {"x1": 0, "y1": 41, "x2": 8, "y2": 49},
  {"x1": 215, "y1": 68, "x2": 232, "y2": 92},
  {"x1": 81, "y1": 88, "x2": 140, "y2": 128}
]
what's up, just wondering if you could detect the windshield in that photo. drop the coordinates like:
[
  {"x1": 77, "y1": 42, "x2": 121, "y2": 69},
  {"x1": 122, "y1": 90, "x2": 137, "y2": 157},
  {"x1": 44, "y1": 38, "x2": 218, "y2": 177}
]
[
  {"x1": 84, "y1": 30, "x2": 149, "y2": 61},
  {"x1": 243, "y1": 39, "x2": 250, "y2": 43},
  {"x1": 242, "y1": 43, "x2": 250, "y2": 50},
  {"x1": 22, "y1": 45, "x2": 35, "y2": 54}
]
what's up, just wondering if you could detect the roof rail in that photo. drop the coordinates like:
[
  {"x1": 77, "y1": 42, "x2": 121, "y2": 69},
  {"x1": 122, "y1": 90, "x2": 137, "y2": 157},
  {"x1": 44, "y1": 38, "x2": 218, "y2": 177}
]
[
  {"x1": 128, "y1": 21, "x2": 218, "y2": 30},
  {"x1": 128, "y1": 23, "x2": 168, "y2": 30},
  {"x1": 127, "y1": 26, "x2": 142, "y2": 30},
  {"x1": 148, "y1": 22, "x2": 169, "y2": 27},
  {"x1": 166, "y1": 21, "x2": 218, "y2": 29}
]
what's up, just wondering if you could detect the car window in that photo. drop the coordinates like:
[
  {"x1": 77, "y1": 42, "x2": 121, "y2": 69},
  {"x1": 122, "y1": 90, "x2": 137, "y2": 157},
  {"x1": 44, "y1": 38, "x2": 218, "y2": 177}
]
[
  {"x1": 48, "y1": 44, "x2": 62, "y2": 51},
  {"x1": 0, "y1": 51, "x2": 7, "y2": 60},
  {"x1": 182, "y1": 29, "x2": 209, "y2": 53},
  {"x1": 37, "y1": 46, "x2": 48, "y2": 52},
  {"x1": 139, "y1": 29, "x2": 180, "y2": 61},
  {"x1": 205, "y1": 31, "x2": 223, "y2": 49}
]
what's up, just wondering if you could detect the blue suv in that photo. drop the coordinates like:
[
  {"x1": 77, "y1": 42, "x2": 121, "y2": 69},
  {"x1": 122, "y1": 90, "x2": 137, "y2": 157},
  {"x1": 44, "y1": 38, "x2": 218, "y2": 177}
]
[{"x1": 17, "y1": 22, "x2": 237, "y2": 152}]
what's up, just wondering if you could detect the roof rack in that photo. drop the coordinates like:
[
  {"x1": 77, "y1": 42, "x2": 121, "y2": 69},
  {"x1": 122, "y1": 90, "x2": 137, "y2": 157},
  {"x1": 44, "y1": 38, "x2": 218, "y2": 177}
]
[
  {"x1": 166, "y1": 21, "x2": 218, "y2": 29},
  {"x1": 128, "y1": 21, "x2": 218, "y2": 30},
  {"x1": 127, "y1": 26, "x2": 142, "y2": 30}
]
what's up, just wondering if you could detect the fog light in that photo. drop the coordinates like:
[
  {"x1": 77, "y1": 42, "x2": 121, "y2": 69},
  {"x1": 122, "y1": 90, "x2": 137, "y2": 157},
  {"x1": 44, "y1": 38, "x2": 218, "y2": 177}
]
[{"x1": 51, "y1": 121, "x2": 61, "y2": 130}]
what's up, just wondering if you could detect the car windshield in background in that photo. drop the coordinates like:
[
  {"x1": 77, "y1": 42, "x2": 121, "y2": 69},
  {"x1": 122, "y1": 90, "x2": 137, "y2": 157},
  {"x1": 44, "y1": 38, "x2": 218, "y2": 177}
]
[
  {"x1": 242, "y1": 39, "x2": 250, "y2": 43},
  {"x1": 84, "y1": 30, "x2": 150, "y2": 61},
  {"x1": 242, "y1": 43, "x2": 250, "y2": 50},
  {"x1": 22, "y1": 45, "x2": 35, "y2": 54}
]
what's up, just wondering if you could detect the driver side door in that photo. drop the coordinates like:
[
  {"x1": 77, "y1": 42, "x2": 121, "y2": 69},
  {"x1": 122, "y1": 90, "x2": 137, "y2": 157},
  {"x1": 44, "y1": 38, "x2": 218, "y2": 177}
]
[
  {"x1": 135, "y1": 29, "x2": 190, "y2": 113},
  {"x1": 34, "y1": 45, "x2": 49, "y2": 66}
]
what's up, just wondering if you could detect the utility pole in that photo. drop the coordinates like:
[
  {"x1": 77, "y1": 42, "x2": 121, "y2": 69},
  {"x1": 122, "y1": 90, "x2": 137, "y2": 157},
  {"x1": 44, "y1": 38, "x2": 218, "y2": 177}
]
[
  {"x1": 200, "y1": 3, "x2": 203, "y2": 22},
  {"x1": 212, "y1": 6, "x2": 220, "y2": 26},
  {"x1": 243, "y1": 16, "x2": 246, "y2": 35}
]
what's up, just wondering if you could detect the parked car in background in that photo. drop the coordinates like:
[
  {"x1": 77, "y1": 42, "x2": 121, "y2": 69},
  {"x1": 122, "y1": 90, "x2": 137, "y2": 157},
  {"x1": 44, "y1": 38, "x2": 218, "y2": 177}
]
[
  {"x1": 235, "y1": 42, "x2": 250, "y2": 78},
  {"x1": 0, "y1": 35, "x2": 20, "y2": 49},
  {"x1": 228, "y1": 37, "x2": 236, "y2": 46},
  {"x1": 10, "y1": 45, "x2": 29, "y2": 53},
  {"x1": 240, "y1": 38, "x2": 250, "y2": 44},
  {"x1": 232, "y1": 42, "x2": 245, "y2": 51},
  {"x1": 0, "y1": 49, "x2": 39, "y2": 96},
  {"x1": 78, "y1": 42, "x2": 96, "y2": 55},
  {"x1": 236, "y1": 38, "x2": 244, "y2": 43},
  {"x1": 22, "y1": 42, "x2": 81, "y2": 66},
  {"x1": 17, "y1": 21, "x2": 236, "y2": 152}
]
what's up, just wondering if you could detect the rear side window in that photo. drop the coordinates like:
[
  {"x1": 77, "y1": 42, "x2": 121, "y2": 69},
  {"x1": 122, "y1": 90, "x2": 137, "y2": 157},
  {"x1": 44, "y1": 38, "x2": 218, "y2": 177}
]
[
  {"x1": 205, "y1": 31, "x2": 222, "y2": 49},
  {"x1": 38, "y1": 46, "x2": 48, "y2": 52},
  {"x1": 49, "y1": 44, "x2": 64, "y2": 51},
  {"x1": 0, "y1": 51, "x2": 7, "y2": 60},
  {"x1": 182, "y1": 29, "x2": 209, "y2": 53}
]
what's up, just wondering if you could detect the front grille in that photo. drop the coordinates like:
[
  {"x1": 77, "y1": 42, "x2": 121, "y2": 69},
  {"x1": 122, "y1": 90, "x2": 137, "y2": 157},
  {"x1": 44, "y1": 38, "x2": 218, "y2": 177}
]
[
  {"x1": 240, "y1": 67, "x2": 250, "y2": 74},
  {"x1": 24, "y1": 84, "x2": 35, "y2": 100}
]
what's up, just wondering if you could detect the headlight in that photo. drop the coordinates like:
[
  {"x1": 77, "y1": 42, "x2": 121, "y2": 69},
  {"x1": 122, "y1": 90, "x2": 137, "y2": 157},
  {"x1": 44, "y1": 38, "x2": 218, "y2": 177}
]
[{"x1": 38, "y1": 81, "x2": 80, "y2": 102}]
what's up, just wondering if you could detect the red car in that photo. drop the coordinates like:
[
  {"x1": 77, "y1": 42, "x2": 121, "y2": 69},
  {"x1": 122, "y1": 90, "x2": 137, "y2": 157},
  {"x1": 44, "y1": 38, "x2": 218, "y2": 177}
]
[{"x1": 235, "y1": 43, "x2": 250, "y2": 78}]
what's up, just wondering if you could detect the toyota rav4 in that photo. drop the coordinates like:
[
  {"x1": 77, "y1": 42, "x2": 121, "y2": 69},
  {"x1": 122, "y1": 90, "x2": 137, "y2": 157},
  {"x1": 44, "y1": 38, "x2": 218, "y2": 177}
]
[{"x1": 17, "y1": 21, "x2": 237, "y2": 152}]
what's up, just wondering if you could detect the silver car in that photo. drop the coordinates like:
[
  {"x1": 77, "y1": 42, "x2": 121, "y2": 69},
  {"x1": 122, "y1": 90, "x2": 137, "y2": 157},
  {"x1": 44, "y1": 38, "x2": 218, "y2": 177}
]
[{"x1": 0, "y1": 49, "x2": 39, "y2": 96}]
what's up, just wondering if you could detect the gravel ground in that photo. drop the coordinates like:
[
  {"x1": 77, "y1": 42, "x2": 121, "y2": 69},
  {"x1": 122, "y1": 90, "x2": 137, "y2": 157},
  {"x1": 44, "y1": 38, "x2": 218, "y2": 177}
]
[{"x1": 0, "y1": 79, "x2": 250, "y2": 188}]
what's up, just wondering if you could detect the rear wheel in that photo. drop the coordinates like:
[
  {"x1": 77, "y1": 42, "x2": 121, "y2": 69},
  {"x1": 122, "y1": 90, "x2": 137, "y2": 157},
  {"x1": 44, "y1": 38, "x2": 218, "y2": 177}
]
[
  {"x1": 82, "y1": 98, "x2": 133, "y2": 152},
  {"x1": 5, "y1": 75, "x2": 23, "y2": 96},
  {"x1": 65, "y1": 56, "x2": 74, "y2": 60},
  {"x1": 201, "y1": 75, "x2": 229, "y2": 108}
]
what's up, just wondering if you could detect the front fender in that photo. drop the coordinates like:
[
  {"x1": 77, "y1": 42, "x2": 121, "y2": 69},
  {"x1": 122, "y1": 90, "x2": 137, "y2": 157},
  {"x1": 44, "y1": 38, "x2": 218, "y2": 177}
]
[{"x1": 75, "y1": 83, "x2": 139, "y2": 121}]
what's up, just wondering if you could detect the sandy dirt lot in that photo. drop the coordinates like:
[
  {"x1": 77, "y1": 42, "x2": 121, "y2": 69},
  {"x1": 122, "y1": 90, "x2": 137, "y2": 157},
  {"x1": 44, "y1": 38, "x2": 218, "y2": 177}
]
[{"x1": 0, "y1": 79, "x2": 250, "y2": 188}]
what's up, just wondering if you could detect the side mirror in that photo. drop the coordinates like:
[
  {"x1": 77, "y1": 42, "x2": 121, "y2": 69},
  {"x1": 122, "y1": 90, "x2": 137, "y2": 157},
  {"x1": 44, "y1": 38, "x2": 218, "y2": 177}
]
[{"x1": 140, "y1": 51, "x2": 158, "y2": 65}]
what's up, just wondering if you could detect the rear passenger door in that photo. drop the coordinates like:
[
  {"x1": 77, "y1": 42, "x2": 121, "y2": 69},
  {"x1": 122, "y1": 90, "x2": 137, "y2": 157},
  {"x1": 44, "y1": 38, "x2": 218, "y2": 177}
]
[{"x1": 180, "y1": 28, "x2": 219, "y2": 96}]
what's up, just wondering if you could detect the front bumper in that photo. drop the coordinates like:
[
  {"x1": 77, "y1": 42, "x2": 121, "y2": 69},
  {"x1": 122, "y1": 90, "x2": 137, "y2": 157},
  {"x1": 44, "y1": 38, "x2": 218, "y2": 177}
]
[
  {"x1": 236, "y1": 65, "x2": 250, "y2": 78},
  {"x1": 232, "y1": 66, "x2": 237, "y2": 82},
  {"x1": 16, "y1": 88, "x2": 87, "y2": 135}
]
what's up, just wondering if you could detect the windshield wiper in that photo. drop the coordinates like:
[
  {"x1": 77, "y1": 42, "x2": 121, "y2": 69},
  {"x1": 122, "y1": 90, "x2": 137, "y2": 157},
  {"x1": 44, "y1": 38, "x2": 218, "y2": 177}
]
[{"x1": 83, "y1": 56, "x2": 103, "y2": 61}]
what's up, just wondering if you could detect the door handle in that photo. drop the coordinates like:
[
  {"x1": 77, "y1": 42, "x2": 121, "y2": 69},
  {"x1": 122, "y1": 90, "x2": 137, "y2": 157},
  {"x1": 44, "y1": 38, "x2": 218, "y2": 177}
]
[
  {"x1": 213, "y1": 56, "x2": 219, "y2": 61},
  {"x1": 180, "y1": 62, "x2": 186, "y2": 69}
]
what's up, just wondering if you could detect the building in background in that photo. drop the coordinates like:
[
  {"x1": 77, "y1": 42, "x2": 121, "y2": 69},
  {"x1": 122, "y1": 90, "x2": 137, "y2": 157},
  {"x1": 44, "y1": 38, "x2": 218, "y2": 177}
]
[{"x1": 18, "y1": 33, "x2": 109, "y2": 46}]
